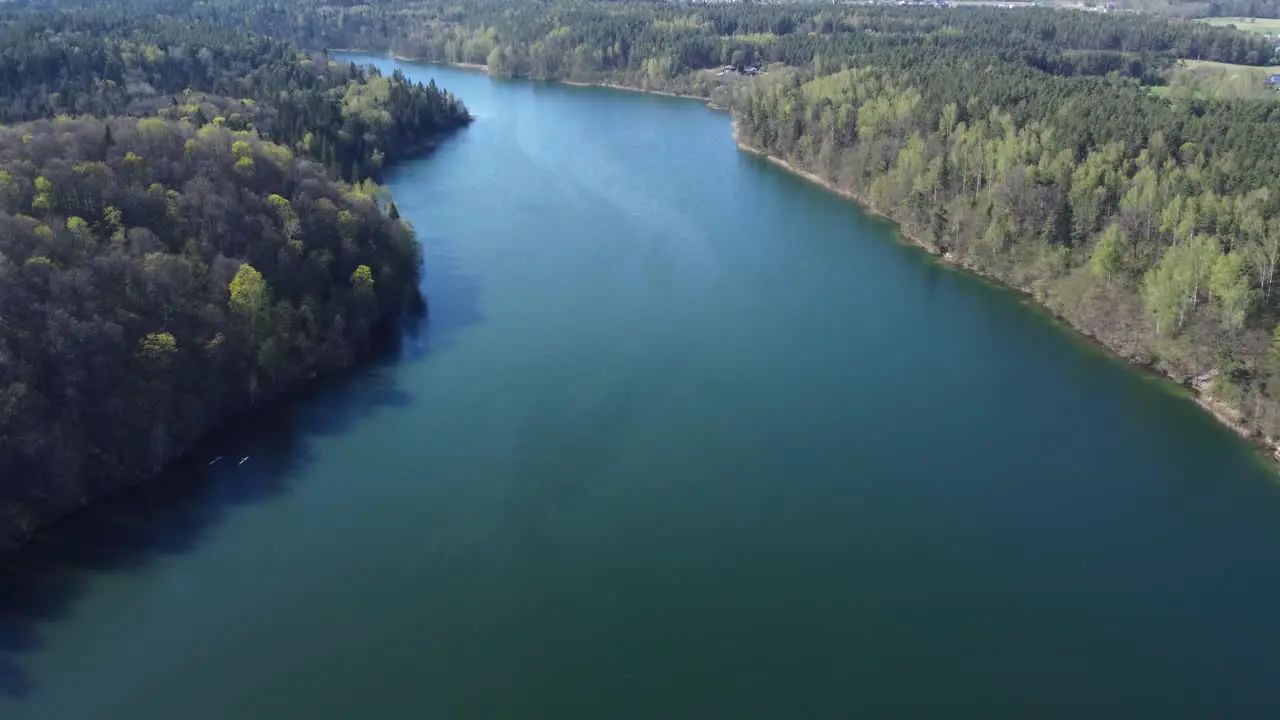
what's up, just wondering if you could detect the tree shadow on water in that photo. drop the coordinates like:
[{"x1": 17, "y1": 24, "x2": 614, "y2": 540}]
[
  {"x1": 0, "y1": 241, "x2": 484, "y2": 700},
  {"x1": 396, "y1": 235, "x2": 484, "y2": 364}
]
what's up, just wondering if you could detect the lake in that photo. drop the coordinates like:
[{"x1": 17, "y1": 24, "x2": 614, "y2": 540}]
[{"x1": 2, "y1": 56, "x2": 1280, "y2": 718}]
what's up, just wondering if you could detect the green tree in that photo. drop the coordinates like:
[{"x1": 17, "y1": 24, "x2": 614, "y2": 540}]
[
  {"x1": 1144, "y1": 245, "x2": 1192, "y2": 335},
  {"x1": 267, "y1": 194, "x2": 301, "y2": 240},
  {"x1": 31, "y1": 176, "x2": 55, "y2": 216},
  {"x1": 138, "y1": 332, "x2": 178, "y2": 362},
  {"x1": 103, "y1": 205, "x2": 125, "y2": 245},
  {"x1": 351, "y1": 264, "x2": 376, "y2": 295},
  {"x1": 929, "y1": 206, "x2": 947, "y2": 249},
  {"x1": 229, "y1": 263, "x2": 272, "y2": 340},
  {"x1": 1091, "y1": 224, "x2": 1126, "y2": 284},
  {"x1": 1209, "y1": 252, "x2": 1254, "y2": 331}
]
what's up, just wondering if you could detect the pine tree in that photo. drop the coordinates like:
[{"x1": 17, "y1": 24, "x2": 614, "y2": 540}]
[{"x1": 930, "y1": 206, "x2": 948, "y2": 249}]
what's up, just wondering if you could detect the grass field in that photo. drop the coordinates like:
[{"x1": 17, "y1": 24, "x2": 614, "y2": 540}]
[
  {"x1": 1197, "y1": 17, "x2": 1280, "y2": 35},
  {"x1": 1177, "y1": 59, "x2": 1280, "y2": 78},
  {"x1": 1150, "y1": 59, "x2": 1280, "y2": 101}
]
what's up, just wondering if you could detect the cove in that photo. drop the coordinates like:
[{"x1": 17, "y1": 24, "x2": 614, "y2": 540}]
[{"x1": 2, "y1": 56, "x2": 1280, "y2": 717}]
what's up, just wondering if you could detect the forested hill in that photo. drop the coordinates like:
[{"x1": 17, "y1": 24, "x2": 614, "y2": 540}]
[
  {"x1": 0, "y1": 12, "x2": 471, "y2": 181},
  {"x1": 0, "y1": 12, "x2": 470, "y2": 548},
  {"x1": 45, "y1": 0, "x2": 1280, "y2": 452}
]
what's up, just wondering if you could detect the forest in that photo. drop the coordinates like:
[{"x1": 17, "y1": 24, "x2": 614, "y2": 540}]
[
  {"x1": 0, "y1": 10, "x2": 470, "y2": 548},
  {"x1": 0, "y1": 12, "x2": 471, "y2": 181}
]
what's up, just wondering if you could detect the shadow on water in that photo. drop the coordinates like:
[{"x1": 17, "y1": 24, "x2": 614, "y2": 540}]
[
  {"x1": 402, "y1": 235, "x2": 484, "y2": 362},
  {"x1": 0, "y1": 234, "x2": 484, "y2": 699}
]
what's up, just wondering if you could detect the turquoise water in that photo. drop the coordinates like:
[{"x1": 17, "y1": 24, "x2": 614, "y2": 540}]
[{"x1": 1, "y1": 58, "x2": 1279, "y2": 717}]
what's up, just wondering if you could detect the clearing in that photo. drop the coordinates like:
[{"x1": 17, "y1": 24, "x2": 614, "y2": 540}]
[
  {"x1": 1149, "y1": 59, "x2": 1280, "y2": 101},
  {"x1": 1196, "y1": 17, "x2": 1280, "y2": 36}
]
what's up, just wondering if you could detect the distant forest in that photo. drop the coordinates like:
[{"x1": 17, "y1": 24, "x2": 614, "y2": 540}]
[
  {"x1": 41, "y1": 0, "x2": 1280, "y2": 452},
  {"x1": 0, "y1": 7, "x2": 471, "y2": 547}
]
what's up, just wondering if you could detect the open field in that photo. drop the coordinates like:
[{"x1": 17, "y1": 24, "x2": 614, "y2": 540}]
[
  {"x1": 1177, "y1": 58, "x2": 1280, "y2": 76},
  {"x1": 1196, "y1": 17, "x2": 1280, "y2": 35},
  {"x1": 1150, "y1": 59, "x2": 1280, "y2": 100}
]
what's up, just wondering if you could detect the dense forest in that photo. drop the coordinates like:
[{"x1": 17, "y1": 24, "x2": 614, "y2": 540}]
[
  {"x1": 55, "y1": 0, "x2": 1280, "y2": 453},
  {"x1": 0, "y1": 10, "x2": 470, "y2": 548},
  {"x1": 0, "y1": 13, "x2": 470, "y2": 181},
  {"x1": 23, "y1": 0, "x2": 1279, "y2": 85}
]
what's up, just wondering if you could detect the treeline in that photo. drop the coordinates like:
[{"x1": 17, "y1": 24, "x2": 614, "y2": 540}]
[
  {"x1": 411, "y1": 2, "x2": 1275, "y2": 78},
  {"x1": 0, "y1": 10, "x2": 470, "y2": 547},
  {"x1": 0, "y1": 11, "x2": 471, "y2": 181},
  {"x1": 18, "y1": 0, "x2": 1280, "y2": 77}
]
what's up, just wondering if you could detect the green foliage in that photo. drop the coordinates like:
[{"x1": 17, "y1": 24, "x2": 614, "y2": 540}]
[
  {"x1": 351, "y1": 264, "x2": 376, "y2": 294},
  {"x1": 0, "y1": 14, "x2": 471, "y2": 183},
  {"x1": 1209, "y1": 252, "x2": 1254, "y2": 331},
  {"x1": 138, "y1": 332, "x2": 178, "y2": 361},
  {"x1": 103, "y1": 205, "x2": 125, "y2": 245},
  {"x1": 65, "y1": 216, "x2": 90, "y2": 236},
  {"x1": 229, "y1": 264, "x2": 271, "y2": 321},
  {"x1": 0, "y1": 111, "x2": 432, "y2": 548},
  {"x1": 1143, "y1": 234, "x2": 1219, "y2": 335},
  {"x1": 1267, "y1": 326, "x2": 1280, "y2": 380},
  {"x1": 1091, "y1": 224, "x2": 1127, "y2": 282},
  {"x1": 135, "y1": 117, "x2": 168, "y2": 137},
  {"x1": 1144, "y1": 246, "x2": 1192, "y2": 336},
  {"x1": 31, "y1": 176, "x2": 54, "y2": 215}
]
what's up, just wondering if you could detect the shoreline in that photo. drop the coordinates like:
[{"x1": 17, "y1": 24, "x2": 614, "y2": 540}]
[
  {"x1": 311, "y1": 50, "x2": 1280, "y2": 458},
  {"x1": 730, "y1": 119, "x2": 1280, "y2": 463},
  {"x1": 0, "y1": 308, "x2": 420, "y2": 552},
  {"x1": 417, "y1": 59, "x2": 489, "y2": 72},
  {"x1": 358, "y1": 46, "x2": 1280, "y2": 464},
  {"x1": 558, "y1": 79, "x2": 709, "y2": 102},
  {"x1": 333, "y1": 52, "x2": 719, "y2": 104},
  {"x1": 327, "y1": 51, "x2": 493, "y2": 73}
]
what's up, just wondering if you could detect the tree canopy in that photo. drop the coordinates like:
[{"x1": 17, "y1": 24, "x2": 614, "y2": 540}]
[{"x1": 0, "y1": 10, "x2": 471, "y2": 181}]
